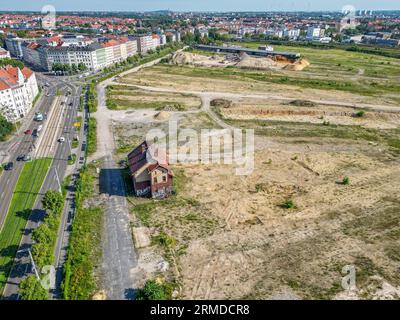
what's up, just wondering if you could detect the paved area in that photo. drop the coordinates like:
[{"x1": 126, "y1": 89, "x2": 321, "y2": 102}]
[
  {"x1": 100, "y1": 155, "x2": 139, "y2": 300},
  {"x1": 1, "y1": 77, "x2": 81, "y2": 299}
]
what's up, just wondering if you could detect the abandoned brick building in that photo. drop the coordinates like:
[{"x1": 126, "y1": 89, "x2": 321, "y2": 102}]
[{"x1": 127, "y1": 141, "x2": 174, "y2": 198}]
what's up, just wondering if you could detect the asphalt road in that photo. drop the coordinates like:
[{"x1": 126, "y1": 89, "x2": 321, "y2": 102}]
[
  {"x1": 100, "y1": 155, "x2": 139, "y2": 300},
  {"x1": 1, "y1": 76, "x2": 83, "y2": 300},
  {"x1": 0, "y1": 79, "x2": 57, "y2": 231}
]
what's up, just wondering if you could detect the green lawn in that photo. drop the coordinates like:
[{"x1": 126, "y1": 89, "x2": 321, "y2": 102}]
[{"x1": 0, "y1": 158, "x2": 52, "y2": 296}]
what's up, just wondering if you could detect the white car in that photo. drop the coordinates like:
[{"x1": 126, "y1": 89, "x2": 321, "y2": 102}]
[
  {"x1": 37, "y1": 125, "x2": 43, "y2": 132},
  {"x1": 58, "y1": 137, "x2": 65, "y2": 143}
]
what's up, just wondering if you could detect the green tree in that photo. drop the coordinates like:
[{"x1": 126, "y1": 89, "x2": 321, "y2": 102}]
[
  {"x1": 42, "y1": 190, "x2": 64, "y2": 214},
  {"x1": 19, "y1": 276, "x2": 48, "y2": 300},
  {"x1": 78, "y1": 63, "x2": 87, "y2": 71},
  {"x1": 16, "y1": 30, "x2": 28, "y2": 38},
  {"x1": 0, "y1": 115, "x2": 13, "y2": 141},
  {"x1": 0, "y1": 58, "x2": 25, "y2": 69}
]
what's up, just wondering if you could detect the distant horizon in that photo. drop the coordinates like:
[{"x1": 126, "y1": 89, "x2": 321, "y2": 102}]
[
  {"x1": 0, "y1": 1, "x2": 399, "y2": 13},
  {"x1": 1, "y1": 9, "x2": 400, "y2": 13}
]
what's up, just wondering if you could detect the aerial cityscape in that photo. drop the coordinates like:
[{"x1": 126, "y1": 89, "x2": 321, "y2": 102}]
[{"x1": 0, "y1": 0, "x2": 399, "y2": 306}]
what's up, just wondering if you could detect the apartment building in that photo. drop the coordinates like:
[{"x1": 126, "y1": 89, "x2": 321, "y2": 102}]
[
  {"x1": 20, "y1": 37, "x2": 138, "y2": 72},
  {"x1": 306, "y1": 26, "x2": 325, "y2": 40},
  {"x1": 0, "y1": 65, "x2": 39, "y2": 122},
  {"x1": 5, "y1": 36, "x2": 26, "y2": 58},
  {"x1": 135, "y1": 34, "x2": 155, "y2": 53}
]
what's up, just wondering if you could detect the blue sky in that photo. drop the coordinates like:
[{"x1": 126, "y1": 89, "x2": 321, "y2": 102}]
[{"x1": 1, "y1": 1, "x2": 399, "y2": 12}]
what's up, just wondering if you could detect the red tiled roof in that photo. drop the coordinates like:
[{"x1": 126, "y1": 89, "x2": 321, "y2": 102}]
[
  {"x1": 0, "y1": 65, "x2": 34, "y2": 91},
  {"x1": 21, "y1": 67, "x2": 33, "y2": 79}
]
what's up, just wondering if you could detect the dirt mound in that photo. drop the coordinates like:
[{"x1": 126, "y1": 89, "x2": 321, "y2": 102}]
[
  {"x1": 284, "y1": 59, "x2": 310, "y2": 71},
  {"x1": 172, "y1": 51, "x2": 194, "y2": 64},
  {"x1": 287, "y1": 100, "x2": 317, "y2": 107},
  {"x1": 210, "y1": 99, "x2": 232, "y2": 108},
  {"x1": 236, "y1": 53, "x2": 281, "y2": 70},
  {"x1": 154, "y1": 111, "x2": 171, "y2": 121}
]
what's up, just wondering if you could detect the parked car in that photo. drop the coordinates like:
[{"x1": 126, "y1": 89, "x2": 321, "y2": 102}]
[
  {"x1": 79, "y1": 156, "x2": 85, "y2": 164},
  {"x1": 32, "y1": 129, "x2": 39, "y2": 137},
  {"x1": 23, "y1": 155, "x2": 32, "y2": 162},
  {"x1": 4, "y1": 162, "x2": 14, "y2": 171},
  {"x1": 24, "y1": 129, "x2": 32, "y2": 135},
  {"x1": 37, "y1": 125, "x2": 43, "y2": 132},
  {"x1": 16, "y1": 155, "x2": 24, "y2": 161},
  {"x1": 34, "y1": 113, "x2": 43, "y2": 121},
  {"x1": 58, "y1": 137, "x2": 65, "y2": 143}
]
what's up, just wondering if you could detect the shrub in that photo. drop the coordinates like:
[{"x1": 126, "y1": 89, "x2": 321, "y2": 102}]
[
  {"x1": 342, "y1": 177, "x2": 350, "y2": 185},
  {"x1": 354, "y1": 110, "x2": 365, "y2": 118},
  {"x1": 136, "y1": 279, "x2": 174, "y2": 300},
  {"x1": 280, "y1": 199, "x2": 295, "y2": 209}
]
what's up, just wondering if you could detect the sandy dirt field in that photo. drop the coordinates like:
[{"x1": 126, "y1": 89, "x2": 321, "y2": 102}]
[
  {"x1": 217, "y1": 97, "x2": 400, "y2": 129},
  {"x1": 118, "y1": 64, "x2": 399, "y2": 107},
  {"x1": 107, "y1": 59, "x2": 400, "y2": 300}
]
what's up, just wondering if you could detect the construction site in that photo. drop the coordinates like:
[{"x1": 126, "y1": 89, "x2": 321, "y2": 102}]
[
  {"x1": 93, "y1": 43, "x2": 400, "y2": 300},
  {"x1": 171, "y1": 49, "x2": 310, "y2": 71}
]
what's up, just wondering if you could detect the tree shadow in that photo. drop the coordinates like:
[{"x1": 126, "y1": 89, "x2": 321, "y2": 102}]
[
  {"x1": 99, "y1": 168, "x2": 128, "y2": 197},
  {"x1": 15, "y1": 209, "x2": 32, "y2": 221},
  {"x1": 0, "y1": 244, "x2": 20, "y2": 258},
  {"x1": 124, "y1": 288, "x2": 137, "y2": 300}
]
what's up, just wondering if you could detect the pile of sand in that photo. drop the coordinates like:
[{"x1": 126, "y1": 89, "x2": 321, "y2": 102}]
[
  {"x1": 284, "y1": 59, "x2": 310, "y2": 71},
  {"x1": 154, "y1": 111, "x2": 171, "y2": 121},
  {"x1": 236, "y1": 53, "x2": 282, "y2": 70},
  {"x1": 172, "y1": 51, "x2": 194, "y2": 64},
  {"x1": 172, "y1": 51, "x2": 310, "y2": 71}
]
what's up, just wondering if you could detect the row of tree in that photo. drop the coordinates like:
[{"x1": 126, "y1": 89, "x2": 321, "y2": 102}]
[
  {"x1": 52, "y1": 62, "x2": 87, "y2": 74},
  {"x1": 18, "y1": 190, "x2": 65, "y2": 300}
]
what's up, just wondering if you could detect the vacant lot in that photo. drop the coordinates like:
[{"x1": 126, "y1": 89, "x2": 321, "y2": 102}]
[
  {"x1": 106, "y1": 84, "x2": 202, "y2": 111},
  {"x1": 213, "y1": 97, "x2": 400, "y2": 130},
  {"x1": 112, "y1": 47, "x2": 400, "y2": 300}
]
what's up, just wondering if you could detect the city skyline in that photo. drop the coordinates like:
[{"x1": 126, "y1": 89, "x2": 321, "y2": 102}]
[{"x1": 1, "y1": 1, "x2": 400, "y2": 12}]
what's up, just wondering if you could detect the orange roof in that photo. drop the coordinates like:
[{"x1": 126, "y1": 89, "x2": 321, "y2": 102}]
[
  {"x1": 101, "y1": 39, "x2": 120, "y2": 48},
  {"x1": 0, "y1": 80, "x2": 10, "y2": 91},
  {"x1": 21, "y1": 67, "x2": 33, "y2": 79},
  {"x1": 27, "y1": 42, "x2": 40, "y2": 49},
  {"x1": 0, "y1": 65, "x2": 34, "y2": 91}
]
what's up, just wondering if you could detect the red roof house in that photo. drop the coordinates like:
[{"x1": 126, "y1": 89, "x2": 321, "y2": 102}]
[{"x1": 128, "y1": 141, "x2": 174, "y2": 199}]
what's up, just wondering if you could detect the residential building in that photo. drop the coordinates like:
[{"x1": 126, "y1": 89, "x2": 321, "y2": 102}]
[
  {"x1": 0, "y1": 65, "x2": 39, "y2": 122},
  {"x1": 5, "y1": 36, "x2": 26, "y2": 58},
  {"x1": 21, "y1": 37, "x2": 138, "y2": 71},
  {"x1": 306, "y1": 26, "x2": 325, "y2": 40},
  {"x1": 128, "y1": 141, "x2": 174, "y2": 199},
  {"x1": 135, "y1": 34, "x2": 154, "y2": 53}
]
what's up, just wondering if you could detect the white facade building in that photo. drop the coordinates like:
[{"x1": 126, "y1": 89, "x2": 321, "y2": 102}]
[
  {"x1": 0, "y1": 66, "x2": 39, "y2": 122},
  {"x1": 306, "y1": 27, "x2": 325, "y2": 40}
]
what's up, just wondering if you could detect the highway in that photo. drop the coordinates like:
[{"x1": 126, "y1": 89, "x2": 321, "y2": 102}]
[{"x1": 0, "y1": 75, "x2": 84, "y2": 299}]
